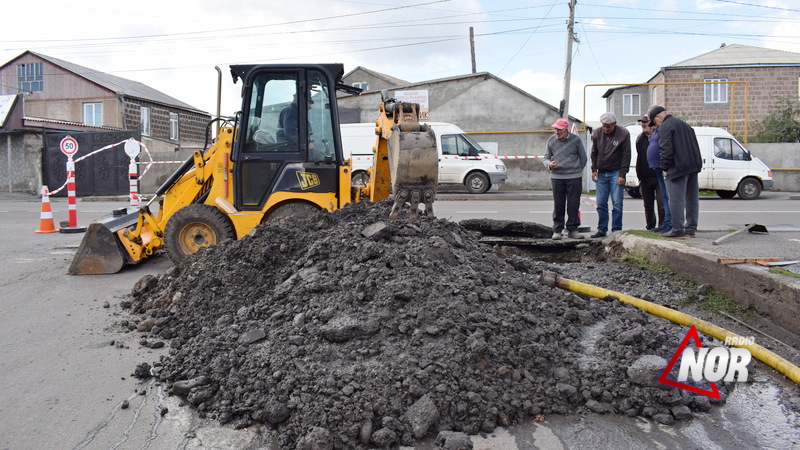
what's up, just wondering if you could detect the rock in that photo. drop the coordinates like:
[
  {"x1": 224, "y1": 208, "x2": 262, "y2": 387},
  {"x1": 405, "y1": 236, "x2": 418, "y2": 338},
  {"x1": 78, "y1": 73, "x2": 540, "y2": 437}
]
[
  {"x1": 585, "y1": 399, "x2": 608, "y2": 414},
  {"x1": 319, "y1": 315, "x2": 379, "y2": 343},
  {"x1": 361, "y1": 221, "x2": 388, "y2": 239},
  {"x1": 371, "y1": 427, "x2": 398, "y2": 447},
  {"x1": 671, "y1": 405, "x2": 693, "y2": 420},
  {"x1": 237, "y1": 329, "x2": 266, "y2": 345},
  {"x1": 406, "y1": 394, "x2": 440, "y2": 439},
  {"x1": 435, "y1": 431, "x2": 473, "y2": 450},
  {"x1": 628, "y1": 355, "x2": 668, "y2": 387},
  {"x1": 170, "y1": 376, "x2": 211, "y2": 396},
  {"x1": 653, "y1": 413, "x2": 675, "y2": 425},
  {"x1": 296, "y1": 427, "x2": 332, "y2": 450}
]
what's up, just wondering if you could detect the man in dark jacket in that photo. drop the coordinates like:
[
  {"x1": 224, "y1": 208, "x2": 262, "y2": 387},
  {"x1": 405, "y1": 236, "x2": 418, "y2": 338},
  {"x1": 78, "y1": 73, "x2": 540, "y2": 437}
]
[
  {"x1": 590, "y1": 112, "x2": 631, "y2": 238},
  {"x1": 648, "y1": 106, "x2": 703, "y2": 239},
  {"x1": 635, "y1": 115, "x2": 664, "y2": 230}
]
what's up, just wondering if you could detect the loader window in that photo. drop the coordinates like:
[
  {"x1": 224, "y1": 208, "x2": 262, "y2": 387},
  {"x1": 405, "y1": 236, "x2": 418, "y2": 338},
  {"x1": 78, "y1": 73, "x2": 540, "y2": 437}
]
[{"x1": 244, "y1": 75, "x2": 301, "y2": 153}]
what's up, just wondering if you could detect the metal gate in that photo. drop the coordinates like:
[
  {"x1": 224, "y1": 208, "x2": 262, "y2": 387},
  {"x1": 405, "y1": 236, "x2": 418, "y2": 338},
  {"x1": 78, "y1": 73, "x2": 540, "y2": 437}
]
[{"x1": 44, "y1": 130, "x2": 141, "y2": 197}]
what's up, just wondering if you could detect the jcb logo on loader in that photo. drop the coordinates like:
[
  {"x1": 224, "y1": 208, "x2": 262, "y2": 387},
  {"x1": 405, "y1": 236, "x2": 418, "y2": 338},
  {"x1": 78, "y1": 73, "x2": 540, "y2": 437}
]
[{"x1": 296, "y1": 171, "x2": 321, "y2": 190}]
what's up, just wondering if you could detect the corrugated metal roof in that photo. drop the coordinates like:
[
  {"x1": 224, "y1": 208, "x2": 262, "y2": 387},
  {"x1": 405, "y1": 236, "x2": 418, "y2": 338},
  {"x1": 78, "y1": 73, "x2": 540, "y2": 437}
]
[
  {"x1": 28, "y1": 51, "x2": 207, "y2": 114},
  {"x1": 0, "y1": 94, "x2": 17, "y2": 127},
  {"x1": 668, "y1": 44, "x2": 800, "y2": 68}
]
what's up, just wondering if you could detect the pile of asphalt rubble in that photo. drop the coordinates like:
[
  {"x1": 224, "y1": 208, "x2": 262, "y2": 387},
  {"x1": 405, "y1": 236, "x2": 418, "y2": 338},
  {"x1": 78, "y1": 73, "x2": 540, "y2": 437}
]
[{"x1": 126, "y1": 199, "x2": 744, "y2": 449}]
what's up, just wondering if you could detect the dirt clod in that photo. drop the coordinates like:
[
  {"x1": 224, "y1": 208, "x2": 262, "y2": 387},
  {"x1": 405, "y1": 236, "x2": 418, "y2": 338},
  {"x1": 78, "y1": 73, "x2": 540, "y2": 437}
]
[{"x1": 127, "y1": 200, "x2": 740, "y2": 449}]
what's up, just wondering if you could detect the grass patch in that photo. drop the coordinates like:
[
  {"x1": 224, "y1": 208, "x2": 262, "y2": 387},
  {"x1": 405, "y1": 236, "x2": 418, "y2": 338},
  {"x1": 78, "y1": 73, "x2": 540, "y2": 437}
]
[
  {"x1": 768, "y1": 267, "x2": 800, "y2": 278},
  {"x1": 682, "y1": 286, "x2": 752, "y2": 319},
  {"x1": 699, "y1": 190, "x2": 717, "y2": 197},
  {"x1": 615, "y1": 251, "x2": 674, "y2": 276}
]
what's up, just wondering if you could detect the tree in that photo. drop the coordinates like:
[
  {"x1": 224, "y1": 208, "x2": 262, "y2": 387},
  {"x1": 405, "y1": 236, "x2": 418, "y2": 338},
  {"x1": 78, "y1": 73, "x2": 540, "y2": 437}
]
[{"x1": 752, "y1": 99, "x2": 800, "y2": 143}]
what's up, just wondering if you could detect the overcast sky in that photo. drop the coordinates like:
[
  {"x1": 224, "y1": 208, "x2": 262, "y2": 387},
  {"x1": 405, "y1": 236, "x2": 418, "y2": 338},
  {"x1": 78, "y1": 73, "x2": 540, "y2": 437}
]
[{"x1": 2, "y1": 0, "x2": 798, "y2": 126}]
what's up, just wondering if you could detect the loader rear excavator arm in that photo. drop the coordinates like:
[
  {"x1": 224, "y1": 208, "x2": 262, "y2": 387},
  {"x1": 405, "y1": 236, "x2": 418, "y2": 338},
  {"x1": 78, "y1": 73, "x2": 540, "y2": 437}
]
[{"x1": 363, "y1": 97, "x2": 438, "y2": 222}]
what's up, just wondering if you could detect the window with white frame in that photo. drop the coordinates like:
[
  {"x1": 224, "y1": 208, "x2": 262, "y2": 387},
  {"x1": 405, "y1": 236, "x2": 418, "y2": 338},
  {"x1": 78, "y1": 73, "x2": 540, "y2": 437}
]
[
  {"x1": 352, "y1": 82, "x2": 368, "y2": 90},
  {"x1": 169, "y1": 112, "x2": 179, "y2": 140},
  {"x1": 141, "y1": 107, "x2": 151, "y2": 136},
  {"x1": 84, "y1": 103, "x2": 103, "y2": 126},
  {"x1": 623, "y1": 94, "x2": 640, "y2": 116},
  {"x1": 17, "y1": 63, "x2": 43, "y2": 93},
  {"x1": 704, "y1": 78, "x2": 728, "y2": 103},
  {"x1": 652, "y1": 86, "x2": 658, "y2": 106}
]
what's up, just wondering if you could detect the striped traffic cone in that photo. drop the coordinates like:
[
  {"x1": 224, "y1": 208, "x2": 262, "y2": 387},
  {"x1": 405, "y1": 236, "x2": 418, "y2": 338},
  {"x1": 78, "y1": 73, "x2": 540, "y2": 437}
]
[{"x1": 35, "y1": 186, "x2": 58, "y2": 234}]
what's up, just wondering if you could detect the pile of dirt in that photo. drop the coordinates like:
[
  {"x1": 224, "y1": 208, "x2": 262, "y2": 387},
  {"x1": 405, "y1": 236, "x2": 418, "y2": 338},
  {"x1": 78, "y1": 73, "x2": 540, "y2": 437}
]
[{"x1": 126, "y1": 200, "x2": 735, "y2": 449}]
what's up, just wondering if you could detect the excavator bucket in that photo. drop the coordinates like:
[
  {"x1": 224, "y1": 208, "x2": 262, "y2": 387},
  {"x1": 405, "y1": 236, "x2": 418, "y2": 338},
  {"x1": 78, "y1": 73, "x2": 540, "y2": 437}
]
[
  {"x1": 67, "y1": 211, "x2": 138, "y2": 275},
  {"x1": 388, "y1": 123, "x2": 438, "y2": 222}
]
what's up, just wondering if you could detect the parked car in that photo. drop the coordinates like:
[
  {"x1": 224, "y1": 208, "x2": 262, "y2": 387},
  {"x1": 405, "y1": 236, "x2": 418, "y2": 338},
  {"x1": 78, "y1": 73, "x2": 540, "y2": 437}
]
[
  {"x1": 625, "y1": 125, "x2": 772, "y2": 200},
  {"x1": 341, "y1": 122, "x2": 507, "y2": 194}
]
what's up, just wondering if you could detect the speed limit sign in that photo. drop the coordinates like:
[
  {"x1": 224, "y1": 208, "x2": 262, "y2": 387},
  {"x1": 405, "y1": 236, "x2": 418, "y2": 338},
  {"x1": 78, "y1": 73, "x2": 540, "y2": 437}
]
[{"x1": 60, "y1": 136, "x2": 79, "y2": 157}]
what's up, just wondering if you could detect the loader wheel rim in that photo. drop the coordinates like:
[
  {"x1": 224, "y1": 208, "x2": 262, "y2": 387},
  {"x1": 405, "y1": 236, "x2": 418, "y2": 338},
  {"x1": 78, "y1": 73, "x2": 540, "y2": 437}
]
[{"x1": 177, "y1": 222, "x2": 217, "y2": 254}]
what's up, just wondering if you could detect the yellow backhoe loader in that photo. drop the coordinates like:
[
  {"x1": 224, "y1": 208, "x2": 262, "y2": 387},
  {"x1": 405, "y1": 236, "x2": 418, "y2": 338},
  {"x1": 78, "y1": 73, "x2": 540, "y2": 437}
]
[{"x1": 68, "y1": 64, "x2": 437, "y2": 275}]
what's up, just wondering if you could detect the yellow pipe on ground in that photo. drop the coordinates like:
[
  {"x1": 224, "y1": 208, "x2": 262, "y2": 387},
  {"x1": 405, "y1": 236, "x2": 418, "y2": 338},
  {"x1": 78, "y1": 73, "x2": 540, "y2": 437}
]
[{"x1": 539, "y1": 271, "x2": 800, "y2": 385}]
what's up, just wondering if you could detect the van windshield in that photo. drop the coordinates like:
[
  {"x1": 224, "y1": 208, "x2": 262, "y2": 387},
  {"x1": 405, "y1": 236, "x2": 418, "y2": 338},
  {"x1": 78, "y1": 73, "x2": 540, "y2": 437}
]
[{"x1": 462, "y1": 134, "x2": 488, "y2": 153}]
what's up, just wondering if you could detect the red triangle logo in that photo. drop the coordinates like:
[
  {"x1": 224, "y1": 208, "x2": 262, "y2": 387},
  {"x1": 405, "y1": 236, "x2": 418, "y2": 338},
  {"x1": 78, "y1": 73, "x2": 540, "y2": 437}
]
[{"x1": 658, "y1": 325, "x2": 721, "y2": 399}]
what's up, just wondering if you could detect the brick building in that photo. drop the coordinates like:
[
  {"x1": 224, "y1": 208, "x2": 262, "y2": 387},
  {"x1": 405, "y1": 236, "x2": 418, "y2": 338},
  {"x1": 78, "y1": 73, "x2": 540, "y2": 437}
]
[
  {"x1": 0, "y1": 51, "x2": 212, "y2": 194},
  {"x1": 605, "y1": 44, "x2": 800, "y2": 139}
]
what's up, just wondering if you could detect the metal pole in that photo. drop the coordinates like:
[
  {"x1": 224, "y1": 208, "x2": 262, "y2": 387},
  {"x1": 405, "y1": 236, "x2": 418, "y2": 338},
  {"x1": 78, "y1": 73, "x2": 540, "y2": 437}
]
[
  {"x1": 470, "y1": 27, "x2": 477, "y2": 74},
  {"x1": 562, "y1": 0, "x2": 578, "y2": 118},
  {"x1": 6, "y1": 134, "x2": 11, "y2": 192}
]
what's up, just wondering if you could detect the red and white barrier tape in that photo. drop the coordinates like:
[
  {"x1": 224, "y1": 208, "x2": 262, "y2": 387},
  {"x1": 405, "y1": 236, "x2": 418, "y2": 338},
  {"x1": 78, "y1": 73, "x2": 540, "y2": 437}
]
[{"x1": 350, "y1": 155, "x2": 543, "y2": 160}]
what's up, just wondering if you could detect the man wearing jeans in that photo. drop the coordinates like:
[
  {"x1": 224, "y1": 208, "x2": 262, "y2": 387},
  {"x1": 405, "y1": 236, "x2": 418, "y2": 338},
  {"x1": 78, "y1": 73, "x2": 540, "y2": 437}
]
[
  {"x1": 590, "y1": 112, "x2": 631, "y2": 238},
  {"x1": 649, "y1": 105, "x2": 702, "y2": 239}
]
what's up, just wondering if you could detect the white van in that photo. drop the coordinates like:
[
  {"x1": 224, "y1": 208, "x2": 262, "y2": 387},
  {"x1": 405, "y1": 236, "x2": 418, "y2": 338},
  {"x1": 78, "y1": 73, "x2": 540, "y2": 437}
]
[
  {"x1": 625, "y1": 125, "x2": 773, "y2": 200},
  {"x1": 340, "y1": 122, "x2": 508, "y2": 194}
]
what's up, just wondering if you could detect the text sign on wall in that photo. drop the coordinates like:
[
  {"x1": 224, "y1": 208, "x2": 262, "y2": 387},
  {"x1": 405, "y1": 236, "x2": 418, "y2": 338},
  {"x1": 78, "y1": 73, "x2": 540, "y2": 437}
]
[{"x1": 395, "y1": 90, "x2": 430, "y2": 119}]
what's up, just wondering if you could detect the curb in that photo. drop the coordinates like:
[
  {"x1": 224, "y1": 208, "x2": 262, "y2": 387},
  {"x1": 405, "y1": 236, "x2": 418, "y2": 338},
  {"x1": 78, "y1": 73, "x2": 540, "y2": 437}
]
[{"x1": 607, "y1": 232, "x2": 800, "y2": 335}]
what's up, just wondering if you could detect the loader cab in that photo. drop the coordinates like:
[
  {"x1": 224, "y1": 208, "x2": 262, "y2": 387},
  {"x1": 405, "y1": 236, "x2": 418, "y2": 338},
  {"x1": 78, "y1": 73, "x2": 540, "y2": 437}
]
[{"x1": 230, "y1": 64, "x2": 344, "y2": 210}]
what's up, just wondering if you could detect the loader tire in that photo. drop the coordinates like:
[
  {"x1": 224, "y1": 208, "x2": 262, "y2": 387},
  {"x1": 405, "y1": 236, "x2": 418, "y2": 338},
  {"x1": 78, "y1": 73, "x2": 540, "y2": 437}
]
[
  {"x1": 164, "y1": 204, "x2": 235, "y2": 264},
  {"x1": 268, "y1": 202, "x2": 320, "y2": 221}
]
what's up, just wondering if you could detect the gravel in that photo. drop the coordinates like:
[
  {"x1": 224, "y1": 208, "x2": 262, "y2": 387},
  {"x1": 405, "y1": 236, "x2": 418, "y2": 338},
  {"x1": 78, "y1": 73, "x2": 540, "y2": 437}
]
[{"x1": 125, "y1": 199, "x2": 751, "y2": 449}]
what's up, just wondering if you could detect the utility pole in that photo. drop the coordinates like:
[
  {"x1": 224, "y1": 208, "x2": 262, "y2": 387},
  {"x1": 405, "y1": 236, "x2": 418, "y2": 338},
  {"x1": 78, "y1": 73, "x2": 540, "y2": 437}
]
[
  {"x1": 561, "y1": 0, "x2": 579, "y2": 118},
  {"x1": 469, "y1": 27, "x2": 477, "y2": 74}
]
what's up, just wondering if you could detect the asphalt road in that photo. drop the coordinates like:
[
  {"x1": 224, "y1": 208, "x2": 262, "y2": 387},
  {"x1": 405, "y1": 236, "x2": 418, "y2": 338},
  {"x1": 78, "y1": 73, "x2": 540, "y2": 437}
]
[{"x1": 0, "y1": 191, "x2": 798, "y2": 449}]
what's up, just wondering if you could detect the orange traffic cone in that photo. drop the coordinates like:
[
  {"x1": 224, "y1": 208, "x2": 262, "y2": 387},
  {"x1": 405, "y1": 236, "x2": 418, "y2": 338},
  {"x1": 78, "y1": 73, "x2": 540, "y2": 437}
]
[{"x1": 35, "y1": 186, "x2": 58, "y2": 234}]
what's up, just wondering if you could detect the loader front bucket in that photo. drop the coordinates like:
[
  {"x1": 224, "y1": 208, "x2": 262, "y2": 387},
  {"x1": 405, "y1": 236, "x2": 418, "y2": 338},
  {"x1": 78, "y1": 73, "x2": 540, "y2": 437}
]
[{"x1": 67, "y1": 212, "x2": 139, "y2": 275}]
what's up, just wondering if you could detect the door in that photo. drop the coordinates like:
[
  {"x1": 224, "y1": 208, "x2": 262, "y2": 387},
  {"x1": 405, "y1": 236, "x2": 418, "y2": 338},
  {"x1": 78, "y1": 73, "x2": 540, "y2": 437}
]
[
  {"x1": 710, "y1": 136, "x2": 750, "y2": 191},
  {"x1": 438, "y1": 133, "x2": 479, "y2": 184},
  {"x1": 233, "y1": 68, "x2": 338, "y2": 210}
]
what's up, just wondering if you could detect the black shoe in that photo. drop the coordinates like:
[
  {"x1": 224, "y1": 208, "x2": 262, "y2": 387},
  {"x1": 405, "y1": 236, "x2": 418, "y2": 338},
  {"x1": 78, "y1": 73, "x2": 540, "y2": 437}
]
[
  {"x1": 663, "y1": 230, "x2": 686, "y2": 239},
  {"x1": 590, "y1": 231, "x2": 607, "y2": 238}
]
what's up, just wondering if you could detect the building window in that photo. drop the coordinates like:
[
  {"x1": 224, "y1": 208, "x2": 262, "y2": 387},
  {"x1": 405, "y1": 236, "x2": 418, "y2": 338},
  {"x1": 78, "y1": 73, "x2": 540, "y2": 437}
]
[
  {"x1": 84, "y1": 103, "x2": 103, "y2": 126},
  {"x1": 17, "y1": 63, "x2": 43, "y2": 93},
  {"x1": 141, "y1": 107, "x2": 151, "y2": 136},
  {"x1": 652, "y1": 87, "x2": 658, "y2": 106},
  {"x1": 623, "y1": 94, "x2": 640, "y2": 116},
  {"x1": 169, "y1": 112, "x2": 179, "y2": 140},
  {"x1": 352, "y1": 82, "x2": 368, "y2": 90},
  {"x1": 704, "y1": 78, "x2": 728, "y2": 103}
]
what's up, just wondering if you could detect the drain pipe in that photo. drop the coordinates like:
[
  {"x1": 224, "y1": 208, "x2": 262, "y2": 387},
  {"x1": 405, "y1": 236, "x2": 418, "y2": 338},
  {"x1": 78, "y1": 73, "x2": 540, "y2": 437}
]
[{"x1": 539, "y1": 271, "x2": 800, "y2": 385}]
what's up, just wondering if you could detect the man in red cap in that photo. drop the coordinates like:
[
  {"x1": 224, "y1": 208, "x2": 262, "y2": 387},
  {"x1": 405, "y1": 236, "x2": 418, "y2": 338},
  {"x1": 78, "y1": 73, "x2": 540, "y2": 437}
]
[{"x1": 543, "y1": 117, "x2": 587, "y2": 240}]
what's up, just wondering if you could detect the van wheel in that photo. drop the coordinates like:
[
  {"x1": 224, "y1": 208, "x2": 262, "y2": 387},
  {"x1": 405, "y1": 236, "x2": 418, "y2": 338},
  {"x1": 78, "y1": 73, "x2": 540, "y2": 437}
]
[
  {"x1": 465, "y1": 172, "x2": 490, "y2": 194},
  {"x1": 737, "y1": 178, "x2": 761, "y2": 200},
  {"x1": 351, "y1": 170, "x2": 370, "y2": 187},
  {"x1": 716, "y1": 190, "x2": 736, "y2": 199},
  {"x1": 626, "y1": 187, "x2": 642, "y2": 198}
]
